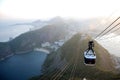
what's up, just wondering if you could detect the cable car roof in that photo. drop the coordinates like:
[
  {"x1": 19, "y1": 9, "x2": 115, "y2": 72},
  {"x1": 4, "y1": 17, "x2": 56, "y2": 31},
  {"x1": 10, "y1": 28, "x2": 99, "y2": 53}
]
[{"x1": 84, "y1": 50, "x2": 96, "y2": 59}]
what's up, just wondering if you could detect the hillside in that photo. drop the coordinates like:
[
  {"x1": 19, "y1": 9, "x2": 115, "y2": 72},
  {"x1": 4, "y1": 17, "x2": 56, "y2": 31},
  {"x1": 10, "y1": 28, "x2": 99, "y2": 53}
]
[
  {"x1": 0, "y1": 22, "x2": 68, "y2": 60},
  {"x1": 32, "y1": 33, "x2": 120, "y2": 80},
  {"x1": 0, "y1": 17, "x2": 110, "y2": 60},
  {"x1": 0, "y1": 42, "x2": 12, "y2": 59}
]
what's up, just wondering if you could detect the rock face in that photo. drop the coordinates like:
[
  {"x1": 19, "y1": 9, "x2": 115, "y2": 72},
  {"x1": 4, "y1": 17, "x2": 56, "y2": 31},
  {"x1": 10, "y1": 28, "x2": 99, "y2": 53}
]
[{"x1": 38, "y1": 33, "x2": 119, "y2": 80}]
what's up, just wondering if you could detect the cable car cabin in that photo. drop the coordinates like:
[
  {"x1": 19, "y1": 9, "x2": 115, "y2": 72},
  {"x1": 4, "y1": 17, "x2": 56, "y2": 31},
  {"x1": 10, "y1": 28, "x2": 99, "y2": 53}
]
[{"x1": 84, "y1": 50, "x2": 96, "y2": 66}]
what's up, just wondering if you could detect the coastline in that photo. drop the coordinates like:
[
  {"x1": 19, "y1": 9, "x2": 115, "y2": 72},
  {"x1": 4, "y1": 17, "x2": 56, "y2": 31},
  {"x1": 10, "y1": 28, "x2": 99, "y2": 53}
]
[
  {"x1": 0, "y1": 50, "x2": 31, "y2": 61},
  {"x1": 0, "y1": 48, "x2": 50, "y2": 61},
  {"x1": 0, "y1": 53, "x2": 14, "y2": 61},
  {"x1": 34, "y1": 48, "x2": 50, "y2": 54},
  {"x1": 15, "y1": 50, "x2": 32, "y2": 54}
]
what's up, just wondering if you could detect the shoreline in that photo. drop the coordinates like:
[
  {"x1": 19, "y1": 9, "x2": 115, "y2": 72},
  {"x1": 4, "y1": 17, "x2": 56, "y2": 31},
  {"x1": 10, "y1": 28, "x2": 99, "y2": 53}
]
[
  {"x1": 0, "y1": 50, "x2": 33, "y2": 61},
  {"x1": 34, "y1": 48, "x2": 50, "y2": 54},
  {"x1": 0, "y1": 53, "x2": 14, "y2": 61},
  {"x1": 15, "y1": 50, "x2": 32, "y2": 54},
  {"x1": 0, "y1": 48, "x2": 50, "y2": 61}
]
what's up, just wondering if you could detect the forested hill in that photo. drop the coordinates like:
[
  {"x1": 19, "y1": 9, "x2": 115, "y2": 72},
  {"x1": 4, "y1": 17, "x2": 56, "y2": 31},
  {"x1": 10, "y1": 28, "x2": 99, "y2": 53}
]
[{"x1": 0, "y1": 21, "x2": 68, "y2": 59}]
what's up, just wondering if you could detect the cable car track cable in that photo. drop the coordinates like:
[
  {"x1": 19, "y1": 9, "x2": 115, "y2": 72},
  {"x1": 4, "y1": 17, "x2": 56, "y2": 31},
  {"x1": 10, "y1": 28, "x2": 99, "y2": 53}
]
[
  {"x1": 98, "y1": 23, "x2": 120, "y2": 39},
  {"x1": 95, "y1": 17, "x2": 120, "y2": 39}
]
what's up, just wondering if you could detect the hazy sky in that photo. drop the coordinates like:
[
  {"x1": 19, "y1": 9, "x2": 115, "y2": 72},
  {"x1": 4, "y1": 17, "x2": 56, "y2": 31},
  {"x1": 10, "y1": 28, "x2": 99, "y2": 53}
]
[{"x1": 0, "y1": 0, "x2": 120, "y2": 20}]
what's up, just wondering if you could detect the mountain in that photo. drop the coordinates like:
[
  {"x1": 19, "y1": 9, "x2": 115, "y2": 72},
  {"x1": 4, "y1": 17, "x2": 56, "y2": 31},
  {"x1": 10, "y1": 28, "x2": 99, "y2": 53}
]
[
  {"x1": 31, "y1": 20, "x2": 48, "y2": 29},
  {"x1": 1, "y1": 17, "x2": 119, "y2": 60},
  {"x1": 33, "y1": 33, "x2": 120, "y2": 80},
  {"x1": 0, "y1": 17, "x2": 109, "y2": 42},
  {"x1": 0, "y1": 21, "x2": 69, "y2": 60}
]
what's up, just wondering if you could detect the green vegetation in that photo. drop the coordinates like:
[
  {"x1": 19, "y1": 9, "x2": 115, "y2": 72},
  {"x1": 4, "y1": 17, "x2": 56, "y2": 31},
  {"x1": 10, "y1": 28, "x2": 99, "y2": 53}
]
[
  {"x1": 33, "y1": 33, "x2": 120, "y2": 80},
  {"x1": 0, "y1": 23, "x2": 68, "y2": 59},
  {"x1": 0, "y1": 42, "x2": 12, "y2": 59}
]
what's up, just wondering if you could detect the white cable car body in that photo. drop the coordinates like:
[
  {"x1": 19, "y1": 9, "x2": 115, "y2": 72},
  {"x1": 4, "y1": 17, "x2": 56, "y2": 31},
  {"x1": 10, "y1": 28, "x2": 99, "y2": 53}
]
[{"x1": 84, "y1": 50, "x2": 96, "y2": 65}]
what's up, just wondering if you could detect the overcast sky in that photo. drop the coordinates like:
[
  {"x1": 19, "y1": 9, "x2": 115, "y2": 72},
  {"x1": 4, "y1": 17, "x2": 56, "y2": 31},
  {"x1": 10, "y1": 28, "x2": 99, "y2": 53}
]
[
  {"x1": 0, "y1": 0, "x2": 120, "y2": 20},
  {"x1": 0, "y1": 0, "x2": 120, "y2": 42}
]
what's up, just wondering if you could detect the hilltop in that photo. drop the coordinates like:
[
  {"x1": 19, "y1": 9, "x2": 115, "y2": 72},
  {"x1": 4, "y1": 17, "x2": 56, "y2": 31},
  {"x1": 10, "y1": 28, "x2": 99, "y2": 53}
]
[{"x1": 33, "y1": 33, "x2": 120, "y2": 80}]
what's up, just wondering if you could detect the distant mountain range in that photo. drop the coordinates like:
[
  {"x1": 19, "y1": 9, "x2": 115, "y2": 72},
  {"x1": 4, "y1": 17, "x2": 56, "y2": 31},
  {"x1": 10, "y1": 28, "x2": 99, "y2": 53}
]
[{"x1": 9, "y1": 17, "x2": 108, "y2": 34}]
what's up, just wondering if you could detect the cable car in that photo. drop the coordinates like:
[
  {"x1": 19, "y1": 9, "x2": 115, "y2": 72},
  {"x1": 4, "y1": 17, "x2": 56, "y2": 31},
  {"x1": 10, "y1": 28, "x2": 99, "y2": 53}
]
[{"x1": 84, "y1": 41, "x2": 96, "y2": 66}]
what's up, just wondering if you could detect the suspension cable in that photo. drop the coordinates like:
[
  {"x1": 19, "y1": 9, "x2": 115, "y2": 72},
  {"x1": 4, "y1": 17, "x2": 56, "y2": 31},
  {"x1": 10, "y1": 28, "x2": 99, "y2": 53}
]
[
  {"x1": 95, "y1": 17, "x2": 120, "y2": 39},
  {"x1": 99, "y1": 23, "x2": 120, "y2": 38}
]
